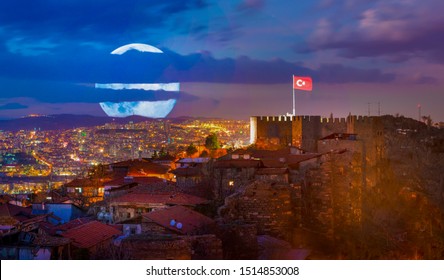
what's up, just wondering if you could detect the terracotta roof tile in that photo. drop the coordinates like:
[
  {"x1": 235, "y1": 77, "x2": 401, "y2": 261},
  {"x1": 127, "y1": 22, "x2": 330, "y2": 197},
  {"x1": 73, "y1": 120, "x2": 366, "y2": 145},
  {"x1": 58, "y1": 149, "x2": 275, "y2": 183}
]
[
  {"x1": 260, "y1": 159, "x2": 286, "y2": 168},
  {"x1": 142, "y1": 205, "x2": 214, "y2": 235},
  {"x1": 104, "y1": 176, "x2": 164, "y2": 187},
  {"x1": 285, "y1": 154, "x2": 321, "y2": 165},
  {"x1": 33, "y1": 235, "x2": 71, "y2": 247},
  {"x1": 52, "y1": 217, "x2": 95, "y2": 234},
  {"x1": 0, "y1": 204, "x2": 33, "y2": 222},
  {"x1": 111, "y1": 159, "x2": 170, "y2": 176},
  {"x1": 112, "y1": 192, "x2": 208, "y2": 205},
  {"x1": 64, "y1": 178, "x2": 94, "y2": 188},
  {"x1": 61, "y1": 221, "x2": 121, "y2": 248}
]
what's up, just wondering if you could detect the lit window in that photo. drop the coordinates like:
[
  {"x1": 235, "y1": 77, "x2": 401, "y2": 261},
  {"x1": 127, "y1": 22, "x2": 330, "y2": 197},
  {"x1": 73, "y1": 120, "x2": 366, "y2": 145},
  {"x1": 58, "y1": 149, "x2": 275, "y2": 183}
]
[{"x1": 228, "y1": 180, "x2": 234, "y2": 187}]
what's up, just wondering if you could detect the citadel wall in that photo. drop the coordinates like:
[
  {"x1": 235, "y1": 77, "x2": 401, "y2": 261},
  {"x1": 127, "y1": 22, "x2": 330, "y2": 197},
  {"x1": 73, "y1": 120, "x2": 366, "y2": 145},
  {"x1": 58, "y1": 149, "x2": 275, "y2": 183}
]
[{"x1": 250, "y1": 115, "x2": 372, "y2": 152}]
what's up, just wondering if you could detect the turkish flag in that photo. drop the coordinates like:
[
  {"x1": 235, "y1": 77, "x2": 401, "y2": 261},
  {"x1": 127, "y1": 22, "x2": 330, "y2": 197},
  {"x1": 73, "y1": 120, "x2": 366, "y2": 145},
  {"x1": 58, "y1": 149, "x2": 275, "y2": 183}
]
[{"x1": 293, "y1": 76, "x2": 313, "y2": 91}]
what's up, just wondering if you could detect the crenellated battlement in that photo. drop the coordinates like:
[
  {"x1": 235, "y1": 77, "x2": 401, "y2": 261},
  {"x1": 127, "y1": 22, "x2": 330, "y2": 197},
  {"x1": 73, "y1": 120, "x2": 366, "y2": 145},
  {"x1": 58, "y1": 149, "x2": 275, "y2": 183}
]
[
  {"x1": 253, "y1": 115, "x2": 376, "y2": 124},
  {"x1": 251, "y1": 115, "x2": 383, "y2": 150},
  {"x1": 320, "y1": 117, "x2": 346, "y2": 123}
]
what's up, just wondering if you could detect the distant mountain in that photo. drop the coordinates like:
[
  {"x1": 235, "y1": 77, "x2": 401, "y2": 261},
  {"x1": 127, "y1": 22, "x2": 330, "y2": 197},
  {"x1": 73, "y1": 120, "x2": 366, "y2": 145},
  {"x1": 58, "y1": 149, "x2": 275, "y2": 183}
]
[{"x1": 0, "y1": 114, "x2": 159, "y2": 131}]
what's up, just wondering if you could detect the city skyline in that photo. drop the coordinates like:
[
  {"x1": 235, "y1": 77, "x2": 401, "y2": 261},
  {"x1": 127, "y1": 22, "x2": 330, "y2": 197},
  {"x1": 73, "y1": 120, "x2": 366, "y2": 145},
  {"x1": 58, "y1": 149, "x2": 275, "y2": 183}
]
[{"x1": 0, "y1": 1, "x2": 443, "y2": 121}]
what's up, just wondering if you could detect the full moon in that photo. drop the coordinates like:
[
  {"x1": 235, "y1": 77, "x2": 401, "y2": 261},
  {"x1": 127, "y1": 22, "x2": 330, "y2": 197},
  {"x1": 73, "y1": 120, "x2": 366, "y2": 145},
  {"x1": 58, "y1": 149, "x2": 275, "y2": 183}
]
[{"x1": 97, "y1": 43, "x2": 179, "y2": 118}]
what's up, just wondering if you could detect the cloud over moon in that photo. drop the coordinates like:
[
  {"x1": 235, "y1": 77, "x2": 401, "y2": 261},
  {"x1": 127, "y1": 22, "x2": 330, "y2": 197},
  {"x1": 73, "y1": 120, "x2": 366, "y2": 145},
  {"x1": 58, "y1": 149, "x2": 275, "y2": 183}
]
[
  {"x1": 110, "y1": 43, "x2": 163, "y2": 55},
  {"x1": 99, "y1": 100, "x2": 176, "y2": 118},
  {"x1": 95, "y1": 83, "x2": 180, "y2": 92}
]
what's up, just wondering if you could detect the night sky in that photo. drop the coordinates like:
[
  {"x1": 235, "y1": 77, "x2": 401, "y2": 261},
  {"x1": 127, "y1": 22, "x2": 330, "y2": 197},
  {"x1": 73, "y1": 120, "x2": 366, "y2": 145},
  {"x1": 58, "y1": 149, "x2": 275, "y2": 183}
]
[{"x1": 0, "y1": 0, "x2": 443, "y2": 121}]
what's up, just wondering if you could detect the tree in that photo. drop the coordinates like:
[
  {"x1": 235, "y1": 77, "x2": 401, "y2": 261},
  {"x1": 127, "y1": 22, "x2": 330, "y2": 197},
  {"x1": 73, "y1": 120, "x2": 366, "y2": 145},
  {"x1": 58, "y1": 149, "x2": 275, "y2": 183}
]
[
  {"x1": 205, "y1": 133, "x2": 220, "y2": 150},
  {"x1": 186, "y1": 143, "x2": 198, "y2": 156},
  {"x1": 152, "y1": 150, "x2": 158, "y2": 159},
  {"x1": 200, "y1": 150, "x2": 209, "y2": 157},
  {"x1": 159, "y1": 147, "x2": 167, "y2": 157},
  {"x1": 422, "y1": 115, "x2": 433, "y2": 127}
]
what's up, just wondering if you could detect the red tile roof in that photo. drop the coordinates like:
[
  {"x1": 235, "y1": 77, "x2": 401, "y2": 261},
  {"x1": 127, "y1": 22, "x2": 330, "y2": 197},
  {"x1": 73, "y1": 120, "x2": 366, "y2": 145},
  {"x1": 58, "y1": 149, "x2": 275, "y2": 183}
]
[
  {"x1": 260, "y1": 158, "x2": 286, "y2": 168},
  {"x1": 33, "y1": 235, "x2": 71, "y2": 247},
  {"x1": 0, "y1": 203, "x2": 33, "y2": 222},
  {"x1": 112, "y1": 192, "x2": 208, "y2": 206},
  {"x1": 61, "y1": 221, "x2": 121, "y2": 248},
  {"x1": 104, "y1": 176, "x2": 164, "y2": 187},
  {"x1": 142, "y1": 205, "x2": 214, "y2": 235},
  {"x1": 285, "y1": 154, "x2": 321, "y2": 165},
  {"x1": 64, "y1": 178, "x2": 102, "y2": 188},
  {"x1": 111, "y1": 159, "x2": 170, "y2": 176},
  {"x1": 52, "y1": 217, "x2": 95, "y2": 235},
  {"x1": 216, "y1": 148, "x2": 321, "y2": 170},
  {"x1": 249, "y1": 148, "x2": 290, "y2": 158}
]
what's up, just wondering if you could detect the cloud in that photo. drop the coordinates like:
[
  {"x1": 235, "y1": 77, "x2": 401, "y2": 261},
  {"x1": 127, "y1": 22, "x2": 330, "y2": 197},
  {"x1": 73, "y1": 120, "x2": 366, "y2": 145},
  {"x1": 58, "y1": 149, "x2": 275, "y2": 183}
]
[
  {"x1": 0, "y1": 78, "x2": 198, "y2": 104},
  {"x1": 0, "y1": 45, "x2": 398, "y2": 101},
  {"x1": 317, "y1": 64, "x2": 395, "y2": 83},
  {"x1": 0, "y1": 103, "x2": 28, "y2": 110},
  {"x1": 161, "y1": 0, "x2": 208, "y2": 13},
  {"x1": 238, "y1": 0, "x2": 265, "y2": 11},
  {"x1": 95, "y1": 83, "x2": 180, "y2": 92},
  {"x1": 6, "y1": 37, "x2": 58, "y2": 56},
  {"x1": 299, "y1": 1, "x2": 444, "y2": 63},
  {"x1": 407, "y1": 74, "x2": 438, "y2": 85},
  {"x1": 0, "y1": 1, "x2": 210, "y2": 46}
]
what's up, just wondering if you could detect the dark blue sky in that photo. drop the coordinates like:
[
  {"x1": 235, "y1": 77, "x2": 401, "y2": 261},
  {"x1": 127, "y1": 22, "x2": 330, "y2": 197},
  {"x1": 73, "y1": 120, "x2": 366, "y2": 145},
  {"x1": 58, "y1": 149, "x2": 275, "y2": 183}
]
[{"x1": 0, "y1": 0, "x2": 443, "y2": 121}]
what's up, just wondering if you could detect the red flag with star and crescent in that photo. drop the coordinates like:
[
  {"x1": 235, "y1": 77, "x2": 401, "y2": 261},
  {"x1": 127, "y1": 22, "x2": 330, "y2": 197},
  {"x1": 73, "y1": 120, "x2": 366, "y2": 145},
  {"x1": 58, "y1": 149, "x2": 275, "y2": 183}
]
[{"x1": 293, "y1": 76, "x2": 313, "y2": 91}]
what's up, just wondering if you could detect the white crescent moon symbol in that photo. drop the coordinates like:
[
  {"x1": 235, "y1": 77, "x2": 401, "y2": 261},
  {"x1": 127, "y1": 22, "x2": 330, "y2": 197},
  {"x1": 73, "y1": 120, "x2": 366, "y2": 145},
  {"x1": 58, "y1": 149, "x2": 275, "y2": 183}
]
[{"x1": 296, "y1": 79, "x2": 305, "y2": 87}]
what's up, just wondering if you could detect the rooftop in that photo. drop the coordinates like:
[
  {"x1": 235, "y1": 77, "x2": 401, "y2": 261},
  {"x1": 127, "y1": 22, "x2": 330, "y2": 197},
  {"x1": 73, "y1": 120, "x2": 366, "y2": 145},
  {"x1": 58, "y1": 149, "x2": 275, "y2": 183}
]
[
  {"x1": 104, "y1": 176, "x2": 164, "y2": 187},
  {"x1": 61, "y1": 221, "x2": 121, "y2": 248},
  {"x1": 176, "y1": 157, "x2": 210, "y2": 164},
  {"x1": 111, "y1": 159, "x2": 170, "y2": 176},
  {"x1": 142, "y1": 205, "x2": 214, "y2": 235},
  {"x1": 52, "y1": 217, "x2": 95, "y2": 235},
  {"x1": 0, "y1": 203, "x2": 33, "y2": 222},
  {"x1": 111, "y1": 192, "x2": 208, "y2": 206},
  {"x1": 214, "y1": 159, "x2": 262, "y2": 168}
]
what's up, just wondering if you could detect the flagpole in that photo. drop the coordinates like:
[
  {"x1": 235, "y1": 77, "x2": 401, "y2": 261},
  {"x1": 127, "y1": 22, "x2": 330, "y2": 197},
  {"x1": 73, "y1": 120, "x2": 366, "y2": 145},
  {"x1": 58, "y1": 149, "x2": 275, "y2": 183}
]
[{"x1": 292, "y1": 75, "x2": 295, "y2": 116}]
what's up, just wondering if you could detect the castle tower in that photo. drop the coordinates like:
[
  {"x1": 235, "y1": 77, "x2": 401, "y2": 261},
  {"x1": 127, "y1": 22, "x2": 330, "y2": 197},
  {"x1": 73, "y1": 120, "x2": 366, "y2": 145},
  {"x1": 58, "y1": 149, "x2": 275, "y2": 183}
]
[{"x1": 250, "y1": 115, "x2": 347, "y2": 151}]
